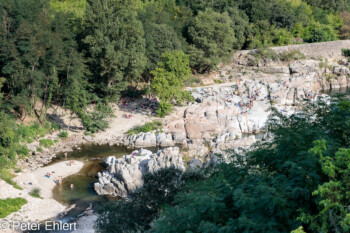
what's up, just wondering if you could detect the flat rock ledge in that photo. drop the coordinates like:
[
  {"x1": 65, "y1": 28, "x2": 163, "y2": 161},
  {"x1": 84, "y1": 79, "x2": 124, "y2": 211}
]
[{"x1": 94, "y1": 147, "x2": 185, "y2": 198}]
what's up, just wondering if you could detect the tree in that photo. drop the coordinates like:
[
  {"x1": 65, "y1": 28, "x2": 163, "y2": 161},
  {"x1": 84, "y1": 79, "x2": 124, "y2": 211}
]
[
  {"x1": 143, "y1": 23, "x2": 182, "y2": 78},
  {"x1": 269, "y1": 1, "x2": 297, "y2": 29},
  {"x1": 187, "y1": 8, "x2": 235, "y2": 73},
  {"x1": 305, "y1": 0, "x2": 350, "y2": 12},
  {"x1": 0, "y1": 78, "x2": 4, "y2": 106},
  {"x1": 151, "y1": 50, "x2": 191, "y2": 115},
  {"x1": 303, "y1": 140, "x2": 350, "y2": 232},
  {"x1": 0, "y1": 0, "x2": 89, "y2": 121},
  {"x1": 303, "y1": 21, "x2": 338, "y2": 43},
  {"x1": 84, "y1": 0, "x2": 146, "y2": 100},
  {"x1": 226, "y1": 7, "x2": 251, "y2": 50},
  {"x1": 151, "y1": 50, "x2": 192, "y2": 116}
]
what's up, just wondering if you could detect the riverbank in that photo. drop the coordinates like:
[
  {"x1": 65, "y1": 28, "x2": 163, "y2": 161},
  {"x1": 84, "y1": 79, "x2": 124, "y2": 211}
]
[{"x1": 0, "y1": 160, "x2": 83, "y2": 232}]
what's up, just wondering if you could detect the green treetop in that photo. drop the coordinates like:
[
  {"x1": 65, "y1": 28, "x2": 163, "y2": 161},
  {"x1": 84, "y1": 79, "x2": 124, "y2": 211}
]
[
  {"x1": 84, "y1": 0, "x2": 146, "y2": 101},
  {"x1": 151, "y1": 50, "x2": 191, "y2": 103}
]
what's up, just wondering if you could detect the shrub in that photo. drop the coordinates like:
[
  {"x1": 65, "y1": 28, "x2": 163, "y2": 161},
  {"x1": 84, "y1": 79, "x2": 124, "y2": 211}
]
[
  {"x1": 127, "y1": 121, "x2": 162, "y2": 135},
  {"x1": 29, "y1": 188, "x2": 42, "y2": 198},
  {"x1": 280, "y1": 50, "x2": 306, "y2": 62},
  {"x1": 39, "y1": 139, "x2": 55, "y2": 148},
  {"x1": 252, "y1": 48, "x2": 279, "y2": 61},
  {"x1": 79, "y1": 102, "x2": 114, "y2": 133},
  {"x1": 214, "y1": 79, "x2": 223, "y2": 84},
  {"x1": 16, "y1": 145, "x2": 29, "y2": 156},
  {"x1": 36, "y1": 147, "x2": 43, "y2": 152},
  {"x1": 156, "y1": 102, "x2": 173, "y2": 118},
  {"x1": 58, "y1": 131, "x2": 68, "y2": 139},
  {"x1": 175, "y1": 91, "x2": 194, "y2": 105},
  {"x1": 0, "y1": 198, "x2": 27, "y2": 218},
  {"x1": 341, "y1": 48, "x2": 350, "y2": 61},
  {"x1": 16, "y1": 122, "x2": 53, "y2": 143}
]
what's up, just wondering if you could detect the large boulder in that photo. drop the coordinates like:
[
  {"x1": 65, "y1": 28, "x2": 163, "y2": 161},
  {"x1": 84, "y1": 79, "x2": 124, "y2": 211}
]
[{"x1": 94, "y1": 147, "x2": 185, "y2": 198}]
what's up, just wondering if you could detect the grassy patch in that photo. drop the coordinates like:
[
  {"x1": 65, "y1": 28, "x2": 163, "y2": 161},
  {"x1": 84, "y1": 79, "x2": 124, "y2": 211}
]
[
  {"x1": 214, "y1": 79, "x2": 223, "y2": 84},
  {"x1": 0, "y1": 198, "x2": 27, "y2": 218},
  {"x1": 16, "y1": 122, "x2": 56, "y2": 143},
  {"x1": 0, "y1": 169, "x2": 22, "y2": 190},
  {"x1": 29, "y1": 188, "x2": 42, "y2": 199},
  {"x1": 127, "y1": 121, "x2": 162, "y2": 135}
]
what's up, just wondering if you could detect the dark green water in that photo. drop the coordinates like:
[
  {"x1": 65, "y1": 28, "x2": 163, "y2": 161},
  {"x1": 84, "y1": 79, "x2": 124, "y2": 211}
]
[{"x1": 321, "y1": 87, "x2": 350, "y2": 96}]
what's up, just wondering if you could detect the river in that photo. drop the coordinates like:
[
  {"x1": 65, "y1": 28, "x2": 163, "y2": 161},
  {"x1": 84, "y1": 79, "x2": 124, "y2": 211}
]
[{"x1": 28, "y1": 87, "x2": 350, "y2": 232}]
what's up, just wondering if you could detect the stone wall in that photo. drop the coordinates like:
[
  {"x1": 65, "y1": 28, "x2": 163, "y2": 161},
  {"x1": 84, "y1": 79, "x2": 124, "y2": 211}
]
[{"x1": 235, "y1": 40, "x2": 350, "y2": 60}]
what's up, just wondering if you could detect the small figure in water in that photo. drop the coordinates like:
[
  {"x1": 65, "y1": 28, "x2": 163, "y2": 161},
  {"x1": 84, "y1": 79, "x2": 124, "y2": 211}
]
[
  {"x1": 70, "y1": 183, "x2": 74, "y2": 189},
  {"x1": 64, "y1": 152, "x2": 68, "y2": 160}
]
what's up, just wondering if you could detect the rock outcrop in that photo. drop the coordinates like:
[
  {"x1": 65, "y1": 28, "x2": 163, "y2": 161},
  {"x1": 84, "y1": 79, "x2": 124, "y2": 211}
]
[
  {"x1": 94, "y1": 147, "x2": 185, "y2": 197},
  {"x1": 123, "y1": 132, "x2": 175, "y2": 148}
]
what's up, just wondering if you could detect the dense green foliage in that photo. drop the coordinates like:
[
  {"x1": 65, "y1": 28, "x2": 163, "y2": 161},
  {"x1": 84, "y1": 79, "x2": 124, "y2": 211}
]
[
  {"x1": 187, "y1": 9, "x2": 235, "y2": 73},
  {"x1": 151, "y1": 50, "x2": 193, "y2": 115},
  {"x1": 0, "y1": 0, "x2": 347, "y2": 127},
  {"x1": 83, "y1": 0, "x2": 146, "y2": 100},
  {"x1": 0, "y1": 198, "x2": 27, "y2": 218}
]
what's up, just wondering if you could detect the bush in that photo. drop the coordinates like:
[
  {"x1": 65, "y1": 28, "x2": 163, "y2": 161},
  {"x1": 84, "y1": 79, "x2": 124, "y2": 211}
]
[
  {"x1": 80, "y1": 102, "x2": 114, "y2": 133},
  {"x1": 127, "y1": 121, "x2": 162, "y2": 135},
  {"x1": 16, "y1": 145, "x2": 29, "y2": 156},
  {"x1": 175, "y1": 91, "x2": 195, "y2": 106},
  {"x1": 58, "y1": 131, "x2": 68, "y2": 139},
  {"x1": 280, "y1": 50, "x2": 306, "y2": 62},
  {"x1": 39, "y1": 139, "x2": 55, "y2": 148},
  {"x1": 341, "y1": 48, "x2": 350, "y2": 61},
  {"x1": 214, "y1": 79, "x2": 223, "y2": 84},
  {"x1": 251, "y1": 48, "x2": 279, "y2": 61},
  {"x1": 29, "y1": 188, "x2": 42, "y2": 198},
  {"x1": 0, "y1": 198, "x2": 27, "y2": 218},
  {"x1": 16, "y1": 122, "x2": 53, "y2": 143},
  {"x1": 156, "y1": 102, "x2": 173, "y2": 118}
]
